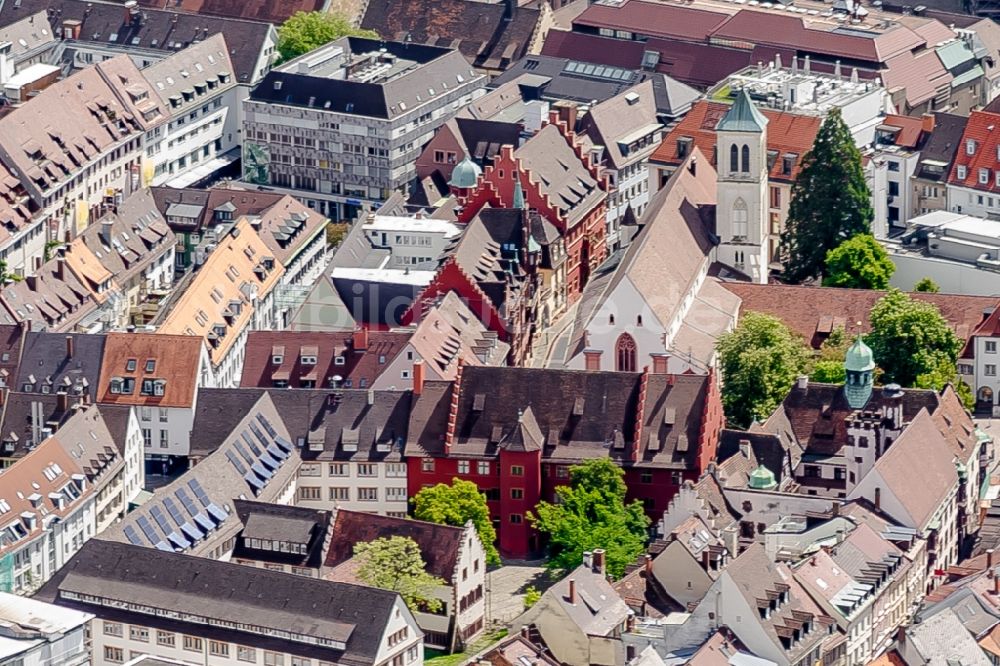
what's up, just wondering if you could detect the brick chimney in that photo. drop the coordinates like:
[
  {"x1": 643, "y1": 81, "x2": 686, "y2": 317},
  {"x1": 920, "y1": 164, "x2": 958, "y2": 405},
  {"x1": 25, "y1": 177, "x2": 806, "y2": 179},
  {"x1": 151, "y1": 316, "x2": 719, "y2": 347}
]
[
  {"x1": 644, "y1": 554, "x2": 653, "y2": 575},
  {"x1": 583, "y1": 348, "x2": 601, "y2": 371},
  {"x1": 353, "y1": 327, "x2": 368, "y2": 351},
  {"x1": 65, "y1": 335, "x2": 73, "y2": 359},
  {"x1": 593, "y1": 548, "x2": 606, "y2": 576},
  {"x1": 568, "y1": 579, "x2": 576, "y2": 604},
  {"x1": 651, "y1": 353, "x2": 669, "y2": 374},
  {"x1": 412, "y1": 360, "x2": 425, "y2": 396}
]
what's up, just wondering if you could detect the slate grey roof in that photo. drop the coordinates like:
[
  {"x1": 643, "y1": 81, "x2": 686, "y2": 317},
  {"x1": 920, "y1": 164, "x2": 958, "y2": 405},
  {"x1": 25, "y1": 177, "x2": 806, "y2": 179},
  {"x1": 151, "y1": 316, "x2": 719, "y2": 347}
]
[
  {"x1": 15, "y1": 332, "x2": 105, "y2": 401},
  {"x1": 141, "y1": 33, "x2": 237, "y2": 118},
  {"x1": 190, "y1": 387, "x2": 410, "y2": 463},
  {"x1": 36, "y1": 539, "x2": 404, "y2": 665},
  {"x1": 232, "y1": 499, "x2": 331, "y2": 569},
  {"x1": 903, "y1": 607, "x2": 992, "y2": 665},
  {"x1": 101, "y1": 392, "x2": 298, "y2": 555},
  {"x1": 915, "y1": 113, "x2": 968, "y2": 182},
  {"x1": 251, "y1": 38, "x2": 481, "y2": 120},
  {"x1": 0, "y1": 0, "x2": 274, "y2": 84},
  {"x1": 492, "y1": 56, "x2": 699, "y2": 120},
  {"x1": 75, "y1": 189, "x2": 173, "y2": 285},
  {"x1": 515, "y1": 123, "x2": 605, "y2": 227}
]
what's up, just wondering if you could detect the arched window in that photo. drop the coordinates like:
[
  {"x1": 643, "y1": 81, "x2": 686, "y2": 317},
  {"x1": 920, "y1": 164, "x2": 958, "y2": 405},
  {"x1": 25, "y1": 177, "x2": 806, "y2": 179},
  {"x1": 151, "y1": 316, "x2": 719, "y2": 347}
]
[
  {"x1": 729, "y1": 144, "x2": 739, "y2": 174},
  {"x1": 741, "y1": 144, "x2": 751, "y2": 173},
  {"x1": 732, "y1": 198, "x2": 748, "y2": 238},
  {"x1": 616, "y1": 333, "x2": 637, "y2": 373}
]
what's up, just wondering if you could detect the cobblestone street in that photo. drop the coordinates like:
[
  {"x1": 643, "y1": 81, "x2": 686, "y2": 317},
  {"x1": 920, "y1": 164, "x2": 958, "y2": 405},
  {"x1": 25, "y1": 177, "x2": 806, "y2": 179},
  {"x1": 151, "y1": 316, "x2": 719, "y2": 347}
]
[{"x1": 487, "y1": 562, "x2": 554, "y2": 625}]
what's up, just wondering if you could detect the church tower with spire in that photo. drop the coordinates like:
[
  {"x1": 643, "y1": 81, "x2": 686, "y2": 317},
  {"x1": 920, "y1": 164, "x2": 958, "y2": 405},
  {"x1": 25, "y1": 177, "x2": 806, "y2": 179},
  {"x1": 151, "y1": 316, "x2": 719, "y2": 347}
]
[{"x1": 715, "y1": 89, "x2": 769, "y2": 283}]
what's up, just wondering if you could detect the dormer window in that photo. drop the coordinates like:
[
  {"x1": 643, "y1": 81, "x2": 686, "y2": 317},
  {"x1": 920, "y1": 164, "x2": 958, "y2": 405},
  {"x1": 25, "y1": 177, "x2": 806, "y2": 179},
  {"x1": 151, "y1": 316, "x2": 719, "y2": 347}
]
[
  {"x1": 153, "y1": 379, "x2": 166, "y2": 396},
  {"x1": 968, "y1": 139, "x2": 977, "y2": 155},
  {"x1": 981, "y1": 168, "x2": 990, "y2": 184},
  {"x1": 301, "y1": 355, "x2": 317, "y2": 365},
  {"x1": 958, "y1": 165, "x2": 967, "y2": 180},
  {"x1": 141, "y1": 379, "x2": 153, "y2": 395},
  {"x1": 110, "y1": 377, "x2": 123, "y2": 394},
  {"x1": 145, "y1": 359, "x2": 155, "y2": 373},
  {"x1": 272, "y1": 354, "x2": 283, "y2": 365},
  {"x1": 126, "y1": 359, "x2": 137, "y2": 372}
]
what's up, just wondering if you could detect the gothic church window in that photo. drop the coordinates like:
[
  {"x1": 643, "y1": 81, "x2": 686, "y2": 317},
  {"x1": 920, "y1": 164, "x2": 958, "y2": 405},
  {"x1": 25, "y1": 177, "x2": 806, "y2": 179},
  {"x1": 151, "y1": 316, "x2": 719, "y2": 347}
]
[
  {"x1": 616, "y1": 333, "x2": 637, "y2": 373},
  {"x1": 733, "y1": 199, "x2": 748, "y2": 238}
]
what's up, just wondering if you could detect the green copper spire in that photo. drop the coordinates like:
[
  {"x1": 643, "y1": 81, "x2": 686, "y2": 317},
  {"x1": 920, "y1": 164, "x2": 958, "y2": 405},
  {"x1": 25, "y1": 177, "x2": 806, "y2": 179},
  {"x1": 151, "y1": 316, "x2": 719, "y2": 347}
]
[
  {"x1": 717, "y1": 88, "x2": 768, "y2": 133},
  {"x1": 512, "y1": 175, "x2": 525, "y2": 210}
]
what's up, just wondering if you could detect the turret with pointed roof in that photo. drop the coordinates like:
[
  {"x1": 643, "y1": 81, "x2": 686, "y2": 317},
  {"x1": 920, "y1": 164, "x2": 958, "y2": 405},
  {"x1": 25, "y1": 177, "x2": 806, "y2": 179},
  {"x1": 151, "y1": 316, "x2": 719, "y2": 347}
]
[{"x1": 716, "y1": 88, "x2": 769, "y2": 133}]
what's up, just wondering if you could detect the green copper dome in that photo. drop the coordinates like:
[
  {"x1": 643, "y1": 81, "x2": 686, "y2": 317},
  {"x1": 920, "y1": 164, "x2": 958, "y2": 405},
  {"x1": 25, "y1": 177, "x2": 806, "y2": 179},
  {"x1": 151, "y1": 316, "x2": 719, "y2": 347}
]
[
  {"x1": 449, "y1": 156, "x2": 482, "y2": 189},
  {"x1": 748, "y1": 464, "x2": 777, "y2": 490},
  {"x1": 845, "y1": 336, "x2": 875, "y2": 372}
]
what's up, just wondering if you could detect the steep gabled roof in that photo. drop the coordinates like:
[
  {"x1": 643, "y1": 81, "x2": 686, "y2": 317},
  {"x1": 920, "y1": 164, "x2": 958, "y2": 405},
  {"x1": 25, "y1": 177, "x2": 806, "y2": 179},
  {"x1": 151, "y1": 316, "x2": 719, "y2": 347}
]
[
  {"x1": 324, "y1": 509, "x2": 466, "y2": 580},
  {"x1": 568, "y1": 148, "x2": 716, "y2": 359},
  {"x1": 853, "y1": 409, "x2": 957, "y2": 531},
  {"x1": 948, "y1": 110, "x2": 1000, "y2": 193}
]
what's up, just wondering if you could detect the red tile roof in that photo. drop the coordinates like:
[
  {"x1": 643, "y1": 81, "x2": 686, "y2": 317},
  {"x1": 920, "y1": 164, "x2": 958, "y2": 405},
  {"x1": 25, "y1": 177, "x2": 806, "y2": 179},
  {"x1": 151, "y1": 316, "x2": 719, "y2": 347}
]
[
  {"x1": 724, "y1": 283, "x2": 998, "y2": 349},
  {"x1": 880, "y1": 114, "x2": 934, "y2": 149},
  {"x1": 239, "y1": 330, "x2": 411, "y2": 390},
  {"x1": 947, "y1": 110, "x2": 1000, "y2": 192},
  {"x1": 573, "y1": 0, "x2": 730, "y2": 43},
  {"x1": 96, "y1": 332, "x2": 203, "y2": 409},
  {"x1": 649, "y1": 100, "x2": 821, "y2": 183}
]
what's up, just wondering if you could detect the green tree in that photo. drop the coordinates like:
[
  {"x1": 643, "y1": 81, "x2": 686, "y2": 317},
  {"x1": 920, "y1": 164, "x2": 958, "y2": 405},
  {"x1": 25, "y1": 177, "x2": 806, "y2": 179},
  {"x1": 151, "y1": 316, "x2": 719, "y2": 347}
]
[
  {"x1": 779, "y1": 108, "x2": 873, "y2": 283},
  {"x1": 354, "y1": 536, "x2": 445, "y2": 612},
  {"x1": 0, "y1": 259, "x2": 20, "y2": 283},
  {"x1": 865, "y1": 289, "x2": 963, "y2": 390},
  {"x1": 277, "y1": 11, "x2": 378, "y2": 62},
  {"x1": 913, "y1": 277, "x2": 940, "y2": 293},
  {"x1": 412, "y1": 478, "x2": 500, "y2": 565},
  {"x1": 717, "y1": 312, "x2": 810, "y2": 427},
  {"x1": 809, "y1": 326, "x2": 851, "y2": 384},
  {"x1": 523, "y1": 586, "x2": 541, "y2": 610},
  {"x1": 529, "y1": 459, "x2": 649, "y2": 578},
  {"x1": 822, "y1": 234, "x2": 894, "y2": 290}
]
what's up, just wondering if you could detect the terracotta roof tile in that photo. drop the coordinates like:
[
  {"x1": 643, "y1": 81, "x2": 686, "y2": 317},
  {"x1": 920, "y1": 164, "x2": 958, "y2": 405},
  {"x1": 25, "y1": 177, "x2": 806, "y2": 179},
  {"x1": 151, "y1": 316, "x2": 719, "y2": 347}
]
[
  {"x1": 324, "y1": 509, "x2": 465, "y2": 580},
  {"x1": 723, "y1": 282, "x2": 997, "y2": 349},
  {"x1": 96, "y1": 332, "x2": 202, "y2": 409},
  {"x1": 158, "y1": 219, "x2": 283, "y2": 366},
  {"x1": 239, "y1": 330, "x2": 409, "y2": 390},
  {"x1": 650, "y1": 101, "x2": 820, "y2": 183},
  {"x1": 948, "y1": 110, "x2": 1000, "y2": 193}
]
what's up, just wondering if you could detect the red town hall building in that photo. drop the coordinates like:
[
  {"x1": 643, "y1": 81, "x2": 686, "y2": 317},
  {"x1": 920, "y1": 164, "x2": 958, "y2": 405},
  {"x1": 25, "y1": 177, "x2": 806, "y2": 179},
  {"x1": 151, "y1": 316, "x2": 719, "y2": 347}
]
[
  {"x1": 405, "y1": 113, "x2": 609, "y2": 365},
  {"x1": 405, "y1": 364, "x2": 723, "y2": 559}
]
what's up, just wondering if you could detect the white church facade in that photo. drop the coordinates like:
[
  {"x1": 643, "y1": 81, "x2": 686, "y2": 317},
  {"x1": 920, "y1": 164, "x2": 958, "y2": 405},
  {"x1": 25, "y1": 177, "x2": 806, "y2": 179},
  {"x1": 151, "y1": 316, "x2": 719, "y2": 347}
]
[{"x1": 552, "y1": 90, "x2": 767, "y2": 374}]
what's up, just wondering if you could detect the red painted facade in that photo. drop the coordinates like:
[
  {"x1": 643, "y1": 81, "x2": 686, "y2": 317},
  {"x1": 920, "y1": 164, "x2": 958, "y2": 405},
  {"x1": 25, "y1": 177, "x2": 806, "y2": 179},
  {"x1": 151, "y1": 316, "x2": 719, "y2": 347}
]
[
  {"x1": 406, "y1": 370, "x2": 726, "y2": 560},
  {"x1": 452, "y1": 115, "x2": 609, "y2": 306}
]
